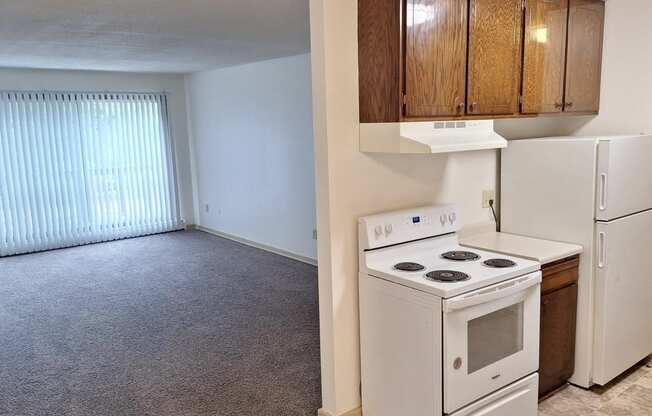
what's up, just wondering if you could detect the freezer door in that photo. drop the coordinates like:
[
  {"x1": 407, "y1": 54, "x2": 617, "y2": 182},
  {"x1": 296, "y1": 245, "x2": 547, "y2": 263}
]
[
  {"x1": 593, "y1": 210, "x2": 652, "y2": 385},
  {"x1": 596, "y1": 136, "x2": 652, "y2": 221},
  {"x1": 450, "y1": 374, "x2": 538, "y2": 416}
]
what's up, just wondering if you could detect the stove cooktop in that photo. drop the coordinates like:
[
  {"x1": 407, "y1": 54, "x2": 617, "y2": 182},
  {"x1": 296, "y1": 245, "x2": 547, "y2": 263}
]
[{"x1": 363, "y1": 236, "x2": 540, "y2": 298}]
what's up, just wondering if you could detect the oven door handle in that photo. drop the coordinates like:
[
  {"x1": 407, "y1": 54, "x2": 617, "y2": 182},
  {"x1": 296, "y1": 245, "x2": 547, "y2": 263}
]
[{"x1": 443, "y1": 272, "x2": 542, "y2": 313}]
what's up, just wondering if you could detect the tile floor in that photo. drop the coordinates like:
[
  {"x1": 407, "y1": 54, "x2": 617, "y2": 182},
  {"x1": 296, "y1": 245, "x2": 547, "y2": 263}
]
[{"x1": 539, "y1": 357, "x2": 652, "y2": 416}]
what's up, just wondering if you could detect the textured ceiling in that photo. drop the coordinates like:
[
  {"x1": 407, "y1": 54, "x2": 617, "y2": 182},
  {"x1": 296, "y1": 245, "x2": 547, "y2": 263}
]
[{"x1": 0, "y1": 0, "x2": 310, "y2": 73}]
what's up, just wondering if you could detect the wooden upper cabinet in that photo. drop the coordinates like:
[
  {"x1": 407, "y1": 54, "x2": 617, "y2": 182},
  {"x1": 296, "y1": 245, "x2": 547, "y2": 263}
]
[
  {"x1": 521, "y1": 0, "x2": 569, "y2": 114},
  {"x1": 565, "y1": 0, "x2": 605, "y2": 113},
  {"x1": 358, "y1": 0, "x2": 402, "y2": 123},
  {"x1": 357, "y1": 0, "x2": 605, "y2": 122},
  {"x1": 467, "y1": 0, "x2": 523, "y2": 116},
  {"x1": 405, "y1": 0, "x2": 468, "y2": 118}
]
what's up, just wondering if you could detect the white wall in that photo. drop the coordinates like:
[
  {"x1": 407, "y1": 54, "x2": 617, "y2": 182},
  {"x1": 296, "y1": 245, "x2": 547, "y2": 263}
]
[
  {"x1": 309, "y1": 1, "x2": 498, "y2": 414},
  {"x1": 0, "y1": 68, "x2": 195, "y2": 223},
  {"x1": 185, "y1": 54, "x2": 317, "y2": 261},
  {"x1": 556, "y1": 0, "x2": 652, "y2": 137},
  {"x1": 497, "y1": 0, "x2": 652, "y2": 139}
]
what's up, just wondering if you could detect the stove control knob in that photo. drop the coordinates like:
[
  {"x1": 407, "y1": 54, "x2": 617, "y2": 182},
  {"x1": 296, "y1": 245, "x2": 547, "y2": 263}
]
[
  {"x1": 374, "y1": 225, "x2": 383, "y2": 238},
  {"x1": 440, "y1": 215, "x2": 447, "y2": 226},
  {"x1": 385, "y1": 224, "x2": 393, "y2": 235},
  {"x1": 449, "y1": 212, "x2": 457, "y2": 224}
]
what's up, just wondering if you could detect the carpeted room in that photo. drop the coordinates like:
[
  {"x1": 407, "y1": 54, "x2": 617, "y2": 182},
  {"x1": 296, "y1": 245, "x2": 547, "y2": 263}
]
[
  {"x1": 0, "y1": 232, "x2": 321, "y2": 416},
  {"x1": 0, "y1": 1, "x2": 320, "y2": 415}
]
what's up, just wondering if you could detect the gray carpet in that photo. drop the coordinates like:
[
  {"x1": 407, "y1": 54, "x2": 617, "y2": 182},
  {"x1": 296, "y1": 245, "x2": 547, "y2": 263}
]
[{"x1": 0, "y1": 231, "x2": 321, "y2": 416}]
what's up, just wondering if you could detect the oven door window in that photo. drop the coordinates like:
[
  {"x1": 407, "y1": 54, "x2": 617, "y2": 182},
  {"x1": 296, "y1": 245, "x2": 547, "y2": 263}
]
[{"x1": 467, "y1": 302, "x2": 524, "y2": 374}]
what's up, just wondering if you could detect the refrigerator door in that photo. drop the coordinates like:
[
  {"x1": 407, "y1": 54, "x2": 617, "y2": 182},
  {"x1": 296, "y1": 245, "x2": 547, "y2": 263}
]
[
  {"x1": 596, "y1": 136, "x2": 652, "y2": 221},
  {"x1": 501, "y1": 137, "x2": 598, "y2": 388},
  {"x1": 593, "y1": 209, "x2": 652, "y2": 385}
]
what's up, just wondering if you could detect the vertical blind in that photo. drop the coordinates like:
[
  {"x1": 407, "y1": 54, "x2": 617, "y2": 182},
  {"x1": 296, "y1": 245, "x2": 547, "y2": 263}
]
[{"x1": 0, "y1": 91, "x2": 182, "y2": 257}]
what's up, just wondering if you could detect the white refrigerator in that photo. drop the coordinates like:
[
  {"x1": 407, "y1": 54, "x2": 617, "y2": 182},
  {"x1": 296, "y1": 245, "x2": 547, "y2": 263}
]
[{"x1": 500, "y1": 135, "x2": 652, "y2": 388}]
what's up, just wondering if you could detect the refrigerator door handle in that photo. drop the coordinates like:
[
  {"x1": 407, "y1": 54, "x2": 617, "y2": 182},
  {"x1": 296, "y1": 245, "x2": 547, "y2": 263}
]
[
  {"x1": 598, "y1": 232, "x2": 607, "y2": 268},
  {"x1": 599, "y1": 173, "x2": 608, "y2": 211}
]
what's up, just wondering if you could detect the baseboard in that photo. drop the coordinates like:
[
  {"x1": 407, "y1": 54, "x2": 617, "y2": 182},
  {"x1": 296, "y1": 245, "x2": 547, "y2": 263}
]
[
  {"x1": 190, "y1": 225, "x2": 318, "y2": 266},
  {"x1": 318, "y1": 407, "x2": 362, "y2": 416}
]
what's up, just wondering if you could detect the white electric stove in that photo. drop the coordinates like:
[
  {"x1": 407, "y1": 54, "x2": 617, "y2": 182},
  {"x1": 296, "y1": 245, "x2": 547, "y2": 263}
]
[{"x1": 359, "y1": 205, "x2": 542, "y2": 416}]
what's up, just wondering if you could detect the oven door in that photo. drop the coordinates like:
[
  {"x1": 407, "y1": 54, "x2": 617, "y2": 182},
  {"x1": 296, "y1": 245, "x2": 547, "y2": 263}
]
[{"x1": 443, "y1": 272, "x2": 541, "y2": 414}]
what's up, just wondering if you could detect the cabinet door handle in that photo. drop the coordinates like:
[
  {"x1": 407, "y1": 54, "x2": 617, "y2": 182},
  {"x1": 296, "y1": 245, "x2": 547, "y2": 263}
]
[
  {"x1": 554, "y1": 102, "x2": 563, "y2": 109},
  {"x1": 565, "y1": 102, "x2": 574, "y2": 108},
  {"x1": 469, "y1": 102, "x2": 478, "y2": 113},
  {"x1": 458, "y1": 102, "x2": 465, "y2": 114}
]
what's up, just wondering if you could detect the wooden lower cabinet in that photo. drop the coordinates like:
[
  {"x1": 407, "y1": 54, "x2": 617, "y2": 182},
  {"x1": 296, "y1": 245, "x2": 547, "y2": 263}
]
[{"x1": 539, "y1": 256, "x2": 580, "y2": 398}]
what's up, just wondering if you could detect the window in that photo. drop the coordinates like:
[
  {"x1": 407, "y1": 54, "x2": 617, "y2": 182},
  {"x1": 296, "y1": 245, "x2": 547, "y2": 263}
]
[
  {"x1": 467, "y1": 302, "x2": 524, "y2": 374},
  {"x1": 0, "y1": 92, "x2": 181, "y2": 256}
]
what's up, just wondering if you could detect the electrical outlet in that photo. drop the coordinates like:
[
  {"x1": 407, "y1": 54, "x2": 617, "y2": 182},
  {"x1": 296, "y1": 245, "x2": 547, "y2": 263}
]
[
  {"x1": 312, "y1": 229, "x2": 318, "y2": 240},
  {"x1": 482, "y1": 190, "x2": 495, "y2": 208}
]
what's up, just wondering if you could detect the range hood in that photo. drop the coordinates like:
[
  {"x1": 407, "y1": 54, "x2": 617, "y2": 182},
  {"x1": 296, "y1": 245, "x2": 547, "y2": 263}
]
[{"x1": 359, "y1": 120, "x2": 508, "y2": 154}]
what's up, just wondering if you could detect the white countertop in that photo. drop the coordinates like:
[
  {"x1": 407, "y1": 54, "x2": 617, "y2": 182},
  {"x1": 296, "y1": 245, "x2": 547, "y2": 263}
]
[{"x1": 460, "y1": 232, "x2": 583, "y2": 265}]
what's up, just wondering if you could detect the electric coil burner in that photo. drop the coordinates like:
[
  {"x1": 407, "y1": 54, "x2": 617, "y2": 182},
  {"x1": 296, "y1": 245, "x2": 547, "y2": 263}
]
[
  {"x1": 426, "y1": 270, "x2": 471, "y2": 283},
  {"x1": 483, "y1": 259, "x2": 517, "y2": 268},
  {"x1": 394, "y1": 262, "x2": 425, "y2": 272},
  {"x1": 442, "y1": 251, "x2": 480, "y2": 262}
]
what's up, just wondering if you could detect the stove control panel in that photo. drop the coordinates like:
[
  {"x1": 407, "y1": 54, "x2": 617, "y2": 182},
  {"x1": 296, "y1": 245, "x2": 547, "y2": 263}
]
[{"x1": 359, "y1": 204, "x2": 460, "y2": 250}]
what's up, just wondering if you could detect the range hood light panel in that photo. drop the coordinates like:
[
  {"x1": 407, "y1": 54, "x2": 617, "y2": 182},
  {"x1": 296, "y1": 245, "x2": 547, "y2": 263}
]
[{"x1": 359, "y1": 120, "x2": 508, "y2": 154}]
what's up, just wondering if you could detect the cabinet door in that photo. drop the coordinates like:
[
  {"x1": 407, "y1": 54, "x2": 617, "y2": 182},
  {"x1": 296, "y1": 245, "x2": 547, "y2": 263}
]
[
  {"x1": 405, "y1": 0, "x2": 468, "y2": 118},
  {"x1": 521, "y1": 0, "x2": 569, "y2": 114},
  {"x1": 539, "y1": 284, "x2": 578, "y2": 397},
  {"x1": 358, "y1": 0, "x2": 402, "y2": 123},
  {"x1": 564, "y1": 0, "x2": 605, "y2": 113},
  {"x1": 467, "y1": 0, "x2": 523, "y2": 116}
]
